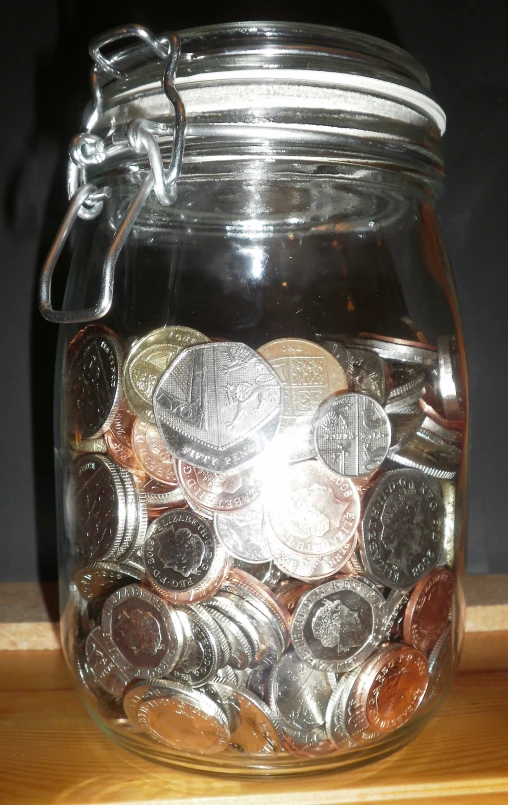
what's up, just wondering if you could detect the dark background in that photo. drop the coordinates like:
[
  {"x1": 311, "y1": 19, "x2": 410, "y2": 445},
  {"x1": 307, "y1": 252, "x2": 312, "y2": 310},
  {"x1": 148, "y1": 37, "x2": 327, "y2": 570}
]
[{"x1": 1, "y1": 0, "x2": 507, "y2": 582}]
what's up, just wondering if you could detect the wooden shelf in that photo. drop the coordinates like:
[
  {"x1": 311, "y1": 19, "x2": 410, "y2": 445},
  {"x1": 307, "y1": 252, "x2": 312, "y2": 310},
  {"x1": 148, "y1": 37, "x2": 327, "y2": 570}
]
[{"x1": 1, "y1": 647, "x2": 508, "y2": 805}]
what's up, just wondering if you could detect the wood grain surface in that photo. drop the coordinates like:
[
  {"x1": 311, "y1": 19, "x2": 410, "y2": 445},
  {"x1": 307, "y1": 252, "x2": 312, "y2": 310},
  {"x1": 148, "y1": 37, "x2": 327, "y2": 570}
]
[{"x1": 1, "y1": 649, "x2": 507, "y2": 805}]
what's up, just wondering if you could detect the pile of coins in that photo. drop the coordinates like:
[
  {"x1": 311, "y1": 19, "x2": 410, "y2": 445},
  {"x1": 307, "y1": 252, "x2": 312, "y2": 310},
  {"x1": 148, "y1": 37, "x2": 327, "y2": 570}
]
[{"x1": 64, "y1": 323, "x2": 463, "y2": 759}]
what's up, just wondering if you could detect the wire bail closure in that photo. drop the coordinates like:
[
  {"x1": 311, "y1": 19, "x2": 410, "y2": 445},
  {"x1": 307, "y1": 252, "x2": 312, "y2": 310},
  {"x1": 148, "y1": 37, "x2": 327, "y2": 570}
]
[{"x1": 39, "y1": 25, "x2": 186, "y2": 324}]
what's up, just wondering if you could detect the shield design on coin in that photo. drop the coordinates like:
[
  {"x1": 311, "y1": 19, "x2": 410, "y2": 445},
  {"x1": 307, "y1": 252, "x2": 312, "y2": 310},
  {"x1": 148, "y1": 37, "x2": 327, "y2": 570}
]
[{"x1": 154, "y1": 342, "x2": 283, "y2": 470}]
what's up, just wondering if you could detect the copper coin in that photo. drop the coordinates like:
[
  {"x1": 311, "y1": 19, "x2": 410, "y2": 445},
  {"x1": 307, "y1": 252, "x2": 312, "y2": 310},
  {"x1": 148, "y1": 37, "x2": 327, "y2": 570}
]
[
  {"x1": 402, "y1": 568, "x2": 454, "y2": 653},
  {"x1": 275, "y1": 581, "x2": 313, "y2": 614},
  {"x1": 105, "y1": 428, "x2": 142, "y2": 474},
  {"x1": 264, "y1": 460, "x2": 360, "y2": 557},
  {"x1": 109, "y1": 401, "x2": 135, "y2": 447},
  {"x1": 176, "y1": 460, "x2": 262, "y2": 515},
  {"x1": 282, "y1": 733, "x2": 339, "y2": 758},
  {"x1": 132, "y1": 419, "x2": 178, "y2": 487},
  {"x1": 419, "y1": 396, "x2": 465, "y2": 433},
  {"x1": 351, "y1": 645, "x2": 428, "y2": 736},
  {"x1": 258, "y1": 338, "x2": 348, "y2": 461}
]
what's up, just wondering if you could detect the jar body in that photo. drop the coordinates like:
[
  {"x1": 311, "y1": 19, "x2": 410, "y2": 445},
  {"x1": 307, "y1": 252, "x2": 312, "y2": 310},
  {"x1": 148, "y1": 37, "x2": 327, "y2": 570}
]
[{"x1": 55, "y1": 152, "x2": 466, "y2": 773}]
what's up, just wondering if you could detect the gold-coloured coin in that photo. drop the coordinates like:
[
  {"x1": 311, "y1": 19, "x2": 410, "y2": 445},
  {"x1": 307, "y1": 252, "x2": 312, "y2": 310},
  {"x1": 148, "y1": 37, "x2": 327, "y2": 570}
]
[{"x1": 123, "y1": 327, "x2": 209, "y2": 424}]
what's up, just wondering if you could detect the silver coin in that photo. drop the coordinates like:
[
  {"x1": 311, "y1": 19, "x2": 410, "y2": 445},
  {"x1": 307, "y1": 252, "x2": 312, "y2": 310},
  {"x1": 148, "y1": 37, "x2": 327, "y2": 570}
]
[
  {"x1": 70, "y1": 455, "x2": 127, "y2": 562},
  {"x1": 212, "y1": 666, "x2": 240, "y2": 686},
  {"x1": 437, "y1": 480, "x2": 456, "y2": 567},
  {"x1": 291, "y1": 578, "x2": 386, "y2": 672},
  {"x1": 421, "y1": 624, "x2": 453, "y2": 708},
  {"x1": 321, "y1": 340, "x2": 349, "y2": 367},
  {"x1": 84, "y1": 626, "x2": 134, "y2": 698},
  {"x1": 381, "y1": 588, "x2": 412, "y2": 642},
  {"x1": 74, "y1": 561, "x2": 142, "y2": 601},
  {"x1": 142, "y1": 509, "x2": 226, "y2": 600},
  {"x1": 314, "y1": 393, "x2": 391, "y2": 476},
  {"x1": 232, "y1": 558, "x2": 286, "y2": 589},
  {"x1": 203, "y1": 605, "x2": 254, "y2": 670},
  {"x1": 388, "y1": 410, "x2": 425, "y2": 455},
  {"x1": 387, "y1": 434, "x2": 458, "y2": 479},
  {"x1": 361, "y1": 469, "x2": 444, "y2": 589},
  {"x1": 101, "y1": 583, "x2": 184, "y2": 679},
  {"x1": 168, "y1": 607, "x2": 221, "y2": 686},
  {"x1": 207, "y1": 682, "x2": 283, "y2": 755},
  {"x1": 386, "y1": 365, "x2": 426, "y2": 408},
  {"x1": 153, "y1": 341, "x2": 283, "y2": 471},
  {"x1": 347, "y1": 336, "x2": 437, "y2": 368},
  {"x1": 420, "y1": 415, "x2": 464, "y2": 447},
  {"x1": 415, "y1": 427, "x2": 463, "y2": 461},
  {"x1": 267, "y1": 648, "x2": 334, "y2": 744},
  {"x1": 116, "y1": 468, "x2": 147, "y2": 560},
  {"x1": 346, "y1": 348, "x2": 389, "y2": 405},
  {"x1": 214, "y1": 500, "x2": 271, "y2": 564},
  {"x1": 437, "y1": 335, "x2": 464, "y2": 420},
  {"x1": 224, "y1": 592, "x2": 284, "y2": 663},
  {"x1": 325, "y1": 663, "x2": 373, "y2": 746},
  {"x1": 187, "y1": 603, "x2": 232, "y2": 668},
  {"x1": 205, "y1": 594, "x2": 265, "y2": 664},
  {"x1": 67, "y1": 326, "x2": 124, "y2": 439}
]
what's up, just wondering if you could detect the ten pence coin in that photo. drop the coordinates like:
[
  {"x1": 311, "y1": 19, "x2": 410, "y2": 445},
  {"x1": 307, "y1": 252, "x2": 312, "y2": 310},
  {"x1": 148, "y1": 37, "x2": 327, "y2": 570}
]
[
  {"x1": 258, "y1": 338, "x2": 348, "y2": 461},
  {"x1": 402, "y1": 568, "x2": 454, "y2": 653},
  {"x1": 123, "y1": 326, "x2": 209, "y2": 424}
]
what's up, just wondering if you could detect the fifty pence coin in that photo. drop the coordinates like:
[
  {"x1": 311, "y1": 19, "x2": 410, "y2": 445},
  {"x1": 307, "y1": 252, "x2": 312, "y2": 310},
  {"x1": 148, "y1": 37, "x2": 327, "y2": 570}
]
[
  {"x1": 135, "y1": 679, "x2": 230, "y2": 755},
  {"x1": 214, "y1": 499, "x2": 271, "y2": 564},
  {"x1": 291, "y1": 578, "x2": 386, "y2": 673},
  {"x1": 67, "y1": 325, "x2": 124, "y2": 439},
  {"x1": 123, "y1": 326, "x2": 209, "y2": 425},
  {"x1": 142, "y1": 509, "x2": 229, "y2": 603},
  {"x1": 402, "y1": 568, "x2": 454, "y2": 653},
  {"x1": 101, "y1": 584, "x2": 184, "y2": 679},
  {"x1": 264, "y1": 460, "x2": 360, "y2": 557},
  {"x1": 258, "y1": 338, "x2": 348, "y2": 461},
  {"x1": 361, "y1": 469, "x2": 444, "y2": 589},
  {"x1": 314, "y1": 393, "x2": 391, "y2": 477},
  {"x1": 154, "y1": 341, "x2": 283, "y2": 471}
]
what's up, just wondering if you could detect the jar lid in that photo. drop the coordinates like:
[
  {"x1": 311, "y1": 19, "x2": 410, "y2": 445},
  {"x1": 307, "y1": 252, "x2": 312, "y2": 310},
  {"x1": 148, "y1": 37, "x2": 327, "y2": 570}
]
[{"x1": 95, "y1": 21, "x2": 445, "y2": 137}]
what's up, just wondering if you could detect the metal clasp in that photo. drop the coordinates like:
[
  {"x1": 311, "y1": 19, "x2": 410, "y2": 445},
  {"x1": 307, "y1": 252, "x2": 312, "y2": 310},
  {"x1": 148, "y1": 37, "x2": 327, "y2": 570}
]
[{"x1": 39, "y1": 175, "x2": 153, "y2": 324}]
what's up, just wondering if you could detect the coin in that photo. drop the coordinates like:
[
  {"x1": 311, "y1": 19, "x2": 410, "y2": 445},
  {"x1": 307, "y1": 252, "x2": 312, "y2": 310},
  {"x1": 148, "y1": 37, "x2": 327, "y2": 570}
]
[
  {"x1": 84, "y1": 626, "x2": 134, "y2": 698},
  {"x1": 269, "y1": 528, "x2": 357, "y2": 582},
  {"x1": 142, "y1": 479, "x2": 186, "y2": 515},
  {"x1": 291, "y1": 578, "x2": 386, "y2": 673},
  {"x1": 153, "y1": 341, "x2": 283, "y2": 471},
  {"x1": 131, "y1": 419, "x2": 178, "y2": 486},
  {"x1": 207, "y1": 682, "x2": 282, "y2": 755},
  {"x1": 67, "y1": 325, "x2": 124, "y2": 439},
  {"x1": 402, "y1": 568, "x2": 454, "y2": 653},
  {"x1": 438, "y1": 480, "x2": 456, "y2": 567},
  {"x1": 388, "y1": 433, "x2": 458, "y2": 479},
  {"x1": 231, "y1": 558, "x2": 286, "y2": 589},
  {"x1": 387, "y1": 364, "x2": 426, "y2": 403},
  {"x1": 381, "y1": 588, "x2": 412, "y2": 642},
  {"x1": 168, "y1": 607, "x2": 221, "y2": 686},
  {"x1": 176, "y1": 460, "x2": 262, "y2": 515},
  {"x1": 349, "y1": 333, "x2": 438, "y2": 367},
  {"x1": 143, "y1": 509, "x2": 229, "y2": 603},
  {"x1": 349, "y1": 645, "x2": 428, "y2": 736},
  {"x1": 203, "y1": 605, "x2": 254, "y2": 670},
  {"x1": 258, "y1": 338, "x2": 348, "y2": 461},
  {"x1": 101, "y1": 584, "x2": 184, "y2": 679},
  {"x1": 71, "y1": 437, "x2": 107, "y2": 454},
  {"x1": 70, "y1": 454, "x2": 127, "y2": 562},
  {"x1": 314, "y1": 393, "x2": 391, "y2": 476},
  {"x1": 205, "y1": 594, "x2": 266, "y2": 664},
  {"x1": 361, "y1": 469, "x2": 444, "y2": 589},
  {"x1": 187, "y1": 602, "x2": 232, "y2": 668},
  {"x1": 105, "y1": 428, "x2": 141, "y2": 474},
  {"x1": 267, "y1": 648, "x2": 334, "y2": 745},
  {"x1": 214, "y1": 499, "x2": 271, "y2": 564},
  {"x1": 274, "y1": 581, "x2": 313, "y2": 614},
  {"x1": 123, "y1": 326, "x2": 209, "y2": 424},
  {"x1": 421, "y1": 624, "x2": 453, "y2": 709},
  {"x1": 264, "y1": 460, "x2": 360, "y2": 556},
  {"x1": 74, "y1": 561, "x2": 142, "y2": 601},
  {"x1": 419, "y1": 395, "x2": 464, "y2": 433},
  {"x1": 221, "y1": 568, "x2": 292, "y2": 648},
  {"x1": 437, "y1": 335, "x2": 465, "y2": 420},
  {"x1": 346, "y1": 347, "x2": 389, "y2": 405},
  {"x1": 388, "y1": 409, "x2": 425, "y2": 455},
  {"x1": 325, "y1": 664, "x2": 373, "y2": 746},
  {"x1": 136, "y1": 680, "x2": 230, "y2": 754}
]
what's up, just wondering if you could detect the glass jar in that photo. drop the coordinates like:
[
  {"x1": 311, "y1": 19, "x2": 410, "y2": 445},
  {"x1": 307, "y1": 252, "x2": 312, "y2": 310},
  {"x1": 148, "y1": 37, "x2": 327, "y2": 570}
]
[{"x1": 40, "y1": 21, "x2": 467, "y2": 775}]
